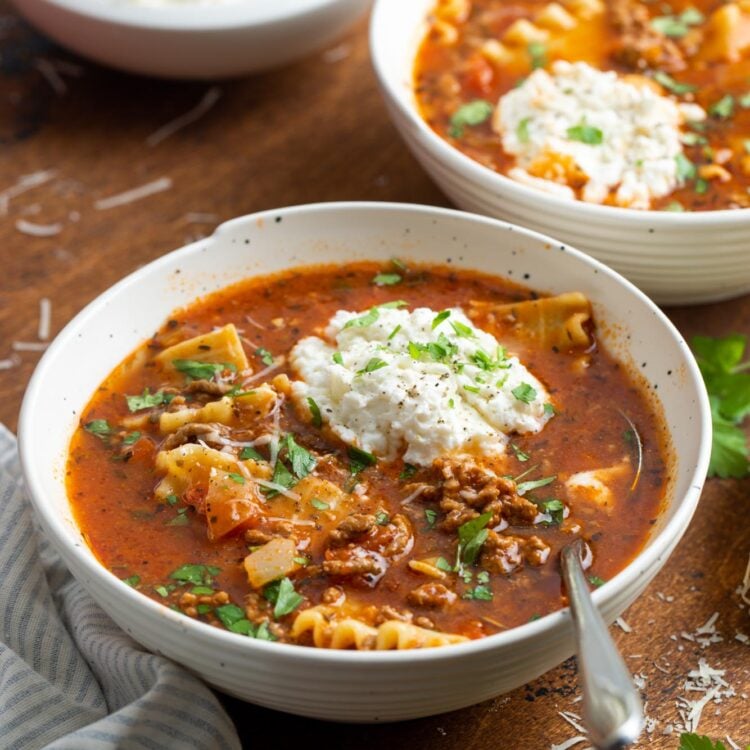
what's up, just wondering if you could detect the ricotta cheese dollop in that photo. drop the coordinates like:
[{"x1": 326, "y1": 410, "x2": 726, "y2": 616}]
[
  {"x1": 290, "y1": 305, "x2": 552, "y2": 466},
  {"x1": 494, "y1": 60, "x2": 706, "y2": 209}
]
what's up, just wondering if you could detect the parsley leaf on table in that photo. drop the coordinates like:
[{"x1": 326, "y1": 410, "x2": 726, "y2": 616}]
[
  {"x1": 678, "y1": 733, "x2": 728, "y2": 750},
  {"x1": 692, "y1": 334, "x2": 750, "y2": 478}
]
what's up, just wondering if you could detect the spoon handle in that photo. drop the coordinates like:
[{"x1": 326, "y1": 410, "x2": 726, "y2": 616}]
[{"x1": 561, "y1": 539, "x2": 644, "y2": 750}]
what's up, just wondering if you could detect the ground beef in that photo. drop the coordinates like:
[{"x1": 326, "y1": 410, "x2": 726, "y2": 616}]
[
  {"x1": 418, "y1": 456, "x2": 539, "y2": 531},
  {"x1": 380, "y1": 514, "x2": 413, "y2": 558},
  {"x1": 375, "y1": 605, "x2": 414, "y2": 624},
  {"x1": 329, "y1": 514, "x2": 376, "y2": 545},
  {"x1": 160, "y1": 421, "x2": 231, "y2": 450},
  {"x1": 609, "y1": 0, "x2": 686, "y2": 71},
  {"x1": 244, "y1": 519, "x2": 294, "y2": 546},
  {"x1": 407, "y1": 582, "x2": 458, "y2": 609},
  {"x1": 323, "y1": 546, "x2": 384, "y2": 578},
  {"x1": 480, "y1": 530, "x2": 551, "y2": 575}
]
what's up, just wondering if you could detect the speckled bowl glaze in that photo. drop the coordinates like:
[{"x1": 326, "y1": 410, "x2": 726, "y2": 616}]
[
  {"x1": 19, "y1": 203, "x2": 711, "y2": 722},
  {"x1": 370, "y1": 0, "x2": 750, "y2": 305},
  {"x1": 11, "y1": 0, "x2": 370, "y2": 78}
]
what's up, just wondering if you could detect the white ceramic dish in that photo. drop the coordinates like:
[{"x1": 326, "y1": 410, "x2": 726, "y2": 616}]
[
  {"x1": 11, "y1": 0, "x2": 371, "y2": 78},
  {"x1": 19, "y1": 202, "x2": 711, "y2": 722},
  {"x1": 369, "y1": 0, "x2": 750, "y2": 306}
]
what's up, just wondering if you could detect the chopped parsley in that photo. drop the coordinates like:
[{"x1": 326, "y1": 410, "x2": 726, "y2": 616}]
[
  {"x1": 262, "y1": 434, "x2": 316, "y2": 497},
  {"x1": 356, "y1": 357, "x2": 388, "y2": 375},
  {"x1": 516, "y1": 116, "x2": 531, "y2": 144},
  {"x1": 332, "y1": 352, "x2": 344, "y2": 365},
  {"x1": 692, "y1": 334, "x2": 750, "y2": 478},
  {"x1": 239, "y1": 446, "x2": 264, "y2": 461},
  {"x1": 169, "y1": 564, "x2": 220, "y2": 587},
  {"x1": 435, "y1": 556, "x2": 452, "y2": 572},
  {"x1": 191, "y1": 585, "x2": 214, "y2": 595},
  {"x1": 463, "y1": 384, "x2": 480, "y2": 394},
  {"x1": 310, "y1": 498, "x2": 330, "y2": 510},
  {"x1": 172, "y1": 359, "x2": 229, "y2": 380},
  {"x1": 708, "y1": 94, "x2": 734, "y2": 119},
  {"x1": 463, "y1": 584, "x2": 493, "y2": 601},
  {"x1": 589, "y1": 575, "x2": 606, "y2": 588},
  {"x1": 538, "y1": 498, "x2": 564, "y2": 525},
  {"x1": 682, "y1": 131, "x2": 707, "y2": 147},
  {"x1": 664, "y1": 201, "x2": 685, "y2": 212},
  {"x1": 432, "y1": 310, "x2": 451, "y2": 329},
  {"x1": 448, "y1": 99, "x2": 494, "y2": 138},
  {"x1": 84, "y1": 419, "x2": 111, "y2": 439},
  {"x1": 373, "y1": 272, "x2": 402, "y2": 286},
  {"x1": 122, "y1": 431, "x2": 141, "y2": 445},
  {"x1": 122, "y1": 575, "x2": 140, "y2": 588},
  {"x1": 214, "y1": 603, "x2": 260, "y2": 635},
  {"x1": 125, "y1": 388, "x2": 171, "y2": 412},
  {"x1": 227, "y1": 472, "x2": 245, "y2": 485},
  {"x1": 653, "y1": 71, "x2": 697, "y2": 95},
  {"x1": 651, "y1": 7, "x2": 703, "y2": 37},
  {"x1": 424, "y1": 508, "x2": 438, "y2": 528},
  {"x1": 517, "y1": 475, "x2": 556, "y2": 496},
  {"x1": 307, "y1": 397, "x2": 322, "y2": 428},
  {"x1": 400, "y1": 463, "x2": 418, "y2": 480},
  {"x1": 544, "y1": 402, "x2": 557, "y2": 417},
  {"x1": 695, "y1": 177, "x2": 709, "y2": 195},
  {"x1": 450, "y1": 320, "x2": 476, "y2": 338},
  {"x1": 375, "y1": 510, "x2": 390, "y2": 526},
  {"x1": 408, "y1": 334, "x2": 458, "y2": 364},
  {"x1": 566, "y1": 122, "x2": 603, "y2": 145},
  {"x1": 675, "y1": 153, "x2": 697, "y2": 181},
  {"x1": 740, "y1": 93, "x2": 750, "y2": 109},
  {"x1": 511, "y1": 443, "x2": 530, "y2": 462},
  {"x1": 165, "y1": 508, "x2": 190, "y2": 526},
  {"x1": 387, "y1": 324, "x2": 402, "y2": 341},
  {"x1": 255, "y1": 347, "x2": 274, "y2": 366},
  {"x1": 263, "y1": 577, "x2": 304, "y2": 618},
  {"x1": 348, "y1": 445, "x2": 377, "y2": 475},
  {"x1": 457, "y1": 512, "x2": 492, "y2": 566},
  {"x1": 166, "y1": 494, "x2": 179, "y2": 506},
  {"x1": 343, "y1": 301, "x2": 407, "y2": 330},
  {"x1": 527, "y1": 41, "x2": 547, "y2": 70},
  {"x1": 153, "y1": 584, "x2": 173, "y2": 598},
  {"x1": 511, "y1": 382, "x2": 537, "y2": 403}
]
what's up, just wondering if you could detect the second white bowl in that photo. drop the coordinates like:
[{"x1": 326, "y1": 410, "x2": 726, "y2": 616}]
[{"x1": 370, "y1": 0, "x2": 750, "y2": 305}]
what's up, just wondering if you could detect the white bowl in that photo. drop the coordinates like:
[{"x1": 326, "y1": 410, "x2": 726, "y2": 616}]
[
  {"x1": 19, "y1": 202, "x2": 711, "y2": 722},
  {"x1": 11, "y1": 0, "x2": 371, "y2": 78},
  {"x1": 370, "y1": 0, "x2": 750, "y2": 305}
]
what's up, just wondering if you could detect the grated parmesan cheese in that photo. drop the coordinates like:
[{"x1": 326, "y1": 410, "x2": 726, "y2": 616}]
[
  {"x1": 615, "y1": 616, "x2": 632, "y2": 633},
  {"x1": 0, "y1": 169, "x2": 56, "y2": 216},
  {"x1": 146, "y1": 87, "x2": 221, "y2": 147},
  {"x1": 94, "y1": 177, "x2": 172, "y2": 210},
  {"x1": 12, "y1": 341, "x2": 48, "y2": 352},
  {"x1": 35, "y1": 58, "x2": 67, "y2": 96},
  {"x1": 38, "y1": 298, "x2": 51, "y2": 341},
  {"x1": 550, "y1": 737, "x2": 589, "y2": 750},
  {"x1": 15, "y1": 219, "x2": 62, "y2": 237}
]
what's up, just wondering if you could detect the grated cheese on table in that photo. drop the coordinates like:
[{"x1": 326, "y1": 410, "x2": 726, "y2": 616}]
[
  {"x1": 0, "y1": 169, "x2": 56, "y2": 216},
  {"x1": 550, "y1": 736, "x2": 589, "y2": 750},
  {"x1": 615, "y1": 616, "x2": 632, "y2": 633},
  {"x1": 38, "y1": 298, "x2": 51, "y2": 341},
  {"x1": 146, "y1": 87, "x2": 222, "y2": 147},
  {"x1": 34, "y1": 58, "x2": 67, "y2": 96},
  {"x1": 94, "y1": 177, "x2": 172, "y2": 210}
]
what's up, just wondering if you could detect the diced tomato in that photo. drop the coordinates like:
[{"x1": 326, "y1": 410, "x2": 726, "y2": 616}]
[{"x1": 461, "y1": 54, "x2": 495, "y2": 97}]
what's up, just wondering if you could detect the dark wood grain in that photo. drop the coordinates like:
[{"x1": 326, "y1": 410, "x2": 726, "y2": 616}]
[{"x1": 0, "y1": 7, "x2": 748, "y2": 747}]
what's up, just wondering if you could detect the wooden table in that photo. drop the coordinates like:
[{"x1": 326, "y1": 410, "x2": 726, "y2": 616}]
[{"x1": 1, "y1": 7, "x2": 748, "y2": 747}]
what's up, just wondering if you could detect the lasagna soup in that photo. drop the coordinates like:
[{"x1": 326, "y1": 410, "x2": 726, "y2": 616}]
[
  {"x1": 67, "y1": 261, "x2": 669, "y2": 649},
  {"x1": 415, "y1": 0, "x2": 750, "y2": 210}
]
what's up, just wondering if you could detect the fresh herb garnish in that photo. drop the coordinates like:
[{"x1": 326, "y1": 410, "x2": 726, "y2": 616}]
[
  {"x1": 682, "y1": 131, "x2": 707, "y2": 146},
  {"x1": 154, "y1": 584, "x2": 172, "y2": 598},
  {"x1": 675, "y1": 153, "x2": 697, "y2": 181},
  {"x1": 664, "y1": 201, "x2": 685, "y2": 212},
  {"x1": 126, "y1": 388, "x2": 170, "y2": 412},
  {"x1": 463, "y1": 584, "x2": 493, "y2": 601},
  {"x1": 373, "y1": 273, "x2": 402, "y2": 287},
  {"x1": 448, "y1": 100, "x2": 493, "y2": 138},
  {"x1": 227, "y1": 472, "x2": 245, "y2": 485},
  {"x1": 310, "y1": 498, "x2": 330, "y2": 510},
  {"x1": 263, "y1": 434, "x2": 316, "y2": 494},
  {"x1": 343, "y1": 301, "x2": 407, "y2": 330},
  {"x1": 463, "y1": 384, "x2": 480, "y2": 394},
  {"x1": 653, "y1": 71, "x2": 697, "y2": 95},
  {"x1": 708, "y1": 94, "x2": 734, "y2": 119},
  {"x1": 122, "y1": 431, "x2": 141, "y2": 445},
  {"x1": 255, "y1": 347, "x2": 274, "y2": 366},
  {"x1": 84, "y1": 419, "x2": 111, "y2": 439},
  {"x1": 332, "y1": 352, "x2": 344, "y2": 365},
  {"x1": 450, "y1": 320, "x2": 476, "y2": 338},
  {"x1": 356, "y1": 357, "x2": 388, "y2": 375},
  {"x1": 517, "y1": 116, "x2": 532, "y2": 144},
  {"x1": 527, "y1": 41, "x2": 547, "y2": 69},
  {"x1": 432, "y1": 310, "x2": 451, "y2": 329},
  {"x1": 566, "y1": 122, "x2": 603, "y2": 145},
  {"x1": 511, "y1": 443, "x2": 530, "y2": 462},
  {"x1": 589, "y1": 575, "x2": 606, "y2": 588},
  {"x1": 678, "y1": 733, "x2": 730, "y2": 750},
  {"x1": 263, "y1": 577, "x2": 304, "y2": 618},
  {"x1": 172, "y1": 359, "x2": 228, "y2": 380},
  {"x1": 424, "y1": 508, "x2": 438, "y2": 528},
  {"x1": 539, "y1": 498, "x2": 564, "y2": 525},
  {"x1": 435, "y1": 556, "x2": 452, "y2": 572},
  {"x1": 457, "y1": 512, "x2": 492, "y2": 566},
  {"x1": 166, "y1": 494, "x2": 179, "y2": 506},
  {"x1": 165, "y1": 508, "x2": 190, "y2": 526},
  {"x1": 543, "y1": 402, "x2": 557, "y2": 416},
  {"x1": 375, "y1": 510, "x2": 390, "y2": 525},
  {"x1": 122, "y1": 575, "x2": 140, "y2": 588},
  {"x1": 387, "y1": 324, "x2": 402, "y2": 341},
  {"x1": 692, "y1": 334, "x2": 750, "y2": 478},
  {"x1": 191, "y1": 585, "x2": 214, "y2": 595},
  {"x1": 651, "y1": 7, "x2": 703, "y2": 37},
  {"x1": 307, "y1": 397, "x2": 322, "y2": 428},
  {"x1": 512, "y1": 382, "x2": 537, "y2": 403},
  {"x1": 239, "y1": 446, "x2": 264, "y2": 461},
  {"x1": 400, "y1": 463, "x2": 418, "y2": 480},
  {"x1": 348, "y1": 445, "x2": 377, "y2": 475},
  {"x1": 169, "y1": 564, "x2": 220, "y2": 586},
  {"x1": 517, "y1": 475, "x2": 556, "y2": 496}
]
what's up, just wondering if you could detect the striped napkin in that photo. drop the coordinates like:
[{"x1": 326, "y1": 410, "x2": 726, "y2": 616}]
[{"x1": 0, "y1": 425, "x2": 241, "y2": 750}]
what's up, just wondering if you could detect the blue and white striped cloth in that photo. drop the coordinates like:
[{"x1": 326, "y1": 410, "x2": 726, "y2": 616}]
[{"x1": 0, "y1": 425, "x2": 241, "y2": 750}]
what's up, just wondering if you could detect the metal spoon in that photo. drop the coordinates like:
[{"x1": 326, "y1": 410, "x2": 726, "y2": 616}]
[{"x1": 560, "y1": 539, "x2": 644, "y2": 750}]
